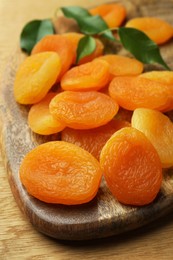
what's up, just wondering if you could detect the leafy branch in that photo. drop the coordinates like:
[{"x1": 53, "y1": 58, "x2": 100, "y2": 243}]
[
  {"x1": 20, "y1": 6, "x2": 171, "y2": 70},
  {"x1": 61, "y1": 6, "x2": 170, "y2": 70}
]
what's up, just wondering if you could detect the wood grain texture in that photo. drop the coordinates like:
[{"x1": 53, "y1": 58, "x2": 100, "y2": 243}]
[
  {"x1": 1, "y1": 0, "x2": 173, "y2": 258},
  {"x1": 2, "y1": 50, "x2": 173, "y2": 240}
]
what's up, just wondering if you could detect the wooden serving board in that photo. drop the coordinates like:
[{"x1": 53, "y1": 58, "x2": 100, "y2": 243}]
[{"x1": 1, "y1": 0, "x2": 173, "y2": 241}]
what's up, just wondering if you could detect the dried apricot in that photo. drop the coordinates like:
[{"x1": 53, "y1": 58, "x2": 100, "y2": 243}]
[
  {"x1": 125, "y1": 17, "x2": 173, "y2": 44},
  {"x1": 108, "y1": 76, "x2": 172, "y2": 111},
  {"x1": 49, "y1": 91, "x2": 119, "y2": 129},
  {"x1": 31, "y1": 34, "x2": 74, "y2": 80},
  {"x1": 61, "y1": 119, "x2": 130, "y2": 160},
  {"x1": 20, "y1": 141, "x2": 102, "y2": 204},
  {"x1": 61, "y1": 59, "x2": 110, "y2": 91},
  {"x1": 140, "y1": 71, "x2": 173, "y2": 85},
  {"x1": 14, "y1": 52, "x2": 61, "y2": 104},
  {"x1": 89, "y1": 3, "x2": 126, "y2": 28},
  {"x1": 28, "y1": 92, "x2": 65, "y2": 135},
  {"x1": 139, "y1": 72, "x2": 173, "y2": 111},
  {"x1": 132, "y1": 108, "x2": 173, "y2": 168},
  {"x1": 98, "y1": 54, "x2": 143, "y2": 80},
  {"x1": 100, "y1": 127, "x2": 162, "y2": 206},
  {"x1": 63, "y1": 32, "x2": 104, "y2": 64}
]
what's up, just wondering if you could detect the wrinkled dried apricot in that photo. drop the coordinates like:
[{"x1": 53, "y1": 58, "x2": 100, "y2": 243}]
[
  {"x1": 61, "y1": 119, "x2": 130, "y2": 160},
  {"x1": 61, "y1": 59, "x2": 110, "y2": 91},
  {"x1": 139, "y1": 72, "x2": 173, "y2": 110},
  {"x1": 49, "y1": 91, "x2": 119, "y2": 129},
  {"x1": 100, "y1": 127, "x2": 162, "y2": 206},
  {"x1": 28, "y1": 92, "x2": 65, "y2": 135},
  {"x1": 14, "y1": 52, "x2": 61, "y2": 104},
  {"x1": 20, "y1": 141, "x2": 102, "y2": 204},
  {"x1": 63, "y1": 32, "x2": 104, "y2": 64},
  {"x1": 108, "y1": 76, "x2": 172, "y2": 111},
  {"x1": 98, "y1": 54, "x2": 143, "y2": 80},
  {"x1": 90, "y1": 3, "x2": 126, "y2": 28},
  {"x1": 140, "y1": 71, "x2": 173, "y2": 85},
  {"x1": 31, "y1": 34, "x2": 74, "y2": 80},
  {"x1": 126, "y1": 17, "x2": 173, "y2": 44},
  {"x1": 132, "y1": 108, "x2": 173, "y2": 168}
]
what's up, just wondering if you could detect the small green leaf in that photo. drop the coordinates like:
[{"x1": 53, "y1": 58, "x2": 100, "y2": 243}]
[
  {"x1": 61, "y1": 6, "x2": 91, "y2": 21},
  {"x1": 118, "y1": 27, "x2": 170, "y2": 70},
  {"x1": 20, "y1": 19, "x2": 54, "y2": 54},
  {"x1": 76, "y1": 35, "x2": 96, "y2": 64}
]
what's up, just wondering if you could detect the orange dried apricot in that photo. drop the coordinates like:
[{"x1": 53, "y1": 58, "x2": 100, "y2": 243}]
[
  {"x1": 98, "y1": 54, "x2": 143, "y2": 80},
  {"x1": 89, "y1": 3, "x2": 126, "y2": 28},
  {"x1": 139, "y1": 71, "x2": 173, "y2": 85},
  {"x1": 20, "y1": 141, "x2": 102, "y2": 204},
  {"x1": 14, "y1": 52, "x2": 61, "y2": 104},
  {"x1": 61, "y1": 59, "x2": 110, "y2": 91},
  {"x1": 28, "y1": 92, "x2": 65, "y2": 135},
  {"x1": 63, "y1": 32, "x2": 104, "y2": 64},
  {"x1": 31, "y1": 34, "x2": 74, "y2": 80},
  {"x1": 100, "y1": 127, "x2": 162, "y2": 206},
  {"x1": 125, "y1": 17, "x2": 173, "y2": 44},
  {"x1": 49, "y1": 91, "x2": 119, "y2": 129},
  {"x1": 139, "y1": 72, "x2": 173, "y2": 111},
  {"x1": 132, "y1": 108, "x2": 173, "y2": 168},
  {"x1": 108, "y1": 76, "x2": 172, "y2": 111},
  {"x1": 61, "y1": 119, "x2": 130, "y2": 160}
]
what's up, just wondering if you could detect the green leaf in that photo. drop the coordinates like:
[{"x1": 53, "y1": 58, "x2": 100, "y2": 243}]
[
  {"x1": 78, "y1": 15, "x2": 115, "y2": 41},
  {"x1": 61, "y1": 6, "x2": 91, "y2": 21},
  {"x1": 20, "y1": 19, "x2": 54, "y2": 54},
  {"x1": 78, "y1": 15, "x2": 105, "y2": 34},
  {"x1": 118, "y1": 27, "x2": 170, "y2": 70},
  {"x1": 61, "y1": 6, "x2": 115, "y2": 41},
  {"x1": 76, "y1": 35, "x2": 96, "y2": 64}
]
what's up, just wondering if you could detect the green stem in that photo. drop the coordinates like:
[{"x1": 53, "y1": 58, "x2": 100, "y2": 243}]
[{"x1": 98, "y1": 27, "x2": 120, "y2": 43}]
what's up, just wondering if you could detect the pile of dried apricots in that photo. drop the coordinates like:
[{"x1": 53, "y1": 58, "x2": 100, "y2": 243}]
[{"x1": 14, "y1": 3, "x2": 173, "y2": 207}]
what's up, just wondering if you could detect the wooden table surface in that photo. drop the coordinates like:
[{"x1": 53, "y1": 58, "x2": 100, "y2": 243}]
[{"x1": 1, "y1": 0, "x2": 173, "y2": 259}]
